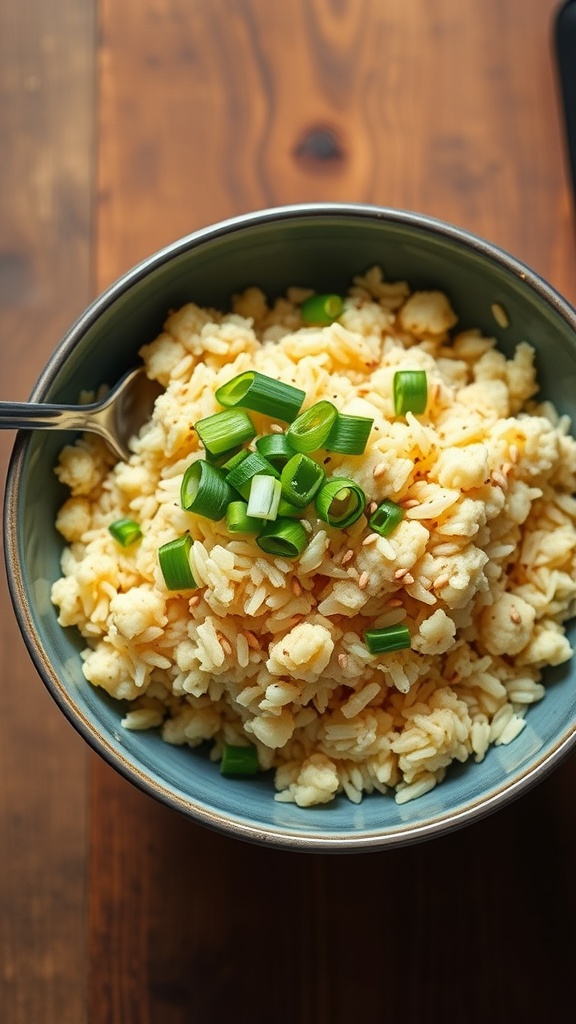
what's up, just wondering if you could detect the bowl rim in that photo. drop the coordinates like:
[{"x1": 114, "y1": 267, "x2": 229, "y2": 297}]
[{"x1": 5, "y1": 200, "x2": 576, "y2": 852}]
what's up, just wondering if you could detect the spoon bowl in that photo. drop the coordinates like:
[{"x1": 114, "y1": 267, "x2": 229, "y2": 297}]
[{"x1": 0, "y1": 366, "x2": 162, "y2": 462}]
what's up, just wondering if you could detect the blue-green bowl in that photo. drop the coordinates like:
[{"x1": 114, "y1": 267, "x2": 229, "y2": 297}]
[{"x1": 5, "y1": 203, "x2": 576, "y2": 852}]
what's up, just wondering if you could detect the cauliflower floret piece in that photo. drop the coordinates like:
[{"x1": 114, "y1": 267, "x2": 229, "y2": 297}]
[
  {"x1": 275, "y1": 753, "x2": 340, "y2": 806},
  {"x1": 398, "y1": 290, "x2": 458, "y2": 337},
  {"x1": 412, "y1": 609, "x2": 456, "y2": 655},
  {"x1": 108, "y1": 584, "x2": 167, "y2": 640},
  {"x1": 438, "y1": 544, "x2": 489, "y2": 609},
  {"x1": 504, "y1": 480, "x2": 542, "y2": 526},
  {"x1": 55, "y1": 443, "x2": 106, "y2": 496},
  {"x1": 51, "y1": 575, "x2": 83, "y2": 627},
  {"x1": 139, "y1": 333, "x2": 187, "y2": 384},
  {"x1": 434, "y1": 443, "x2": 489, "y2": 491},
  {"x1": 246, "y1": 708, "x2": 295, "y2": 749},
  {"x1": 82, "y1": 643, "x2": 144, "y2": 700},
  {"x1": 517, "y1": 623, "x2": 572, "y2": 667},
  {"x1": 115, "y1": 462, "x2": 156, "y2": 498},
  {"x1": 505, "y1": 342, "x2": 538, "y2": 411},
  {"x1": 479, "y1": 592, "x2": 536, "y2": 656},
  {"x1": 55, "y1": 496, "x2": 92, "y2": 542},
  {"x1": 266, "y1": 622, "x2": 334, "y2": 683},
  {"x1": 457, "y1": 380, "x2": 510, "y2": 419},
  {"x1": 232, "y1": 286, "x2": 268, "y2": 321}
]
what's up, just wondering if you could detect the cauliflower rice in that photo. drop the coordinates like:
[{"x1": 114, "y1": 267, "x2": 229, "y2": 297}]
[{"x1": 51, "y1": 267, "x2": 576, "y2": 807}]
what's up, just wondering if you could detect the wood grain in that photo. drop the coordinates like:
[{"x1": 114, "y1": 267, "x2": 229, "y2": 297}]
[
  {"x1": 0, "y1": 3, "x2": 95, "y2": 1021},
  {"x1": 90, "y1": 2, "x2": 576, "y2": 1022},
  {"x1": 4, "y1": 0, "x2": 576, "y2": 1020},
  {"x1": 96, "y1": 0, "x2": 576, "y2": 295}
]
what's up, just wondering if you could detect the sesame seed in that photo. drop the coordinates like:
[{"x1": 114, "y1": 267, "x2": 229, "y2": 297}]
[
  {"x1": 387, "y1": 598, "x2": 403, "y2": 608},
  {"x1": 373, "y1": 462, "x2": 387, "y2": 479},
  {"x1": 358, "y1": 571, "x2": 369, "y2": 590},
  {"x1": 291, "y1": 578, "x2": 302, "y2": 597},
  {"x1": 341, "y1": 548, "x2": 355, "y2": 565},
  {"x1": 338, "y1": 652, "x2": 348, "y2": 669},
  {"x1": 270, "y1": 423, "x2": 283, "y2": 433},
  {"x1": 510, "y1": 609, "x2": 521, "y2": 624},
  {"x1": 433, "y1": 574, "x2": 450, "y2": 590},
  {"x1": 367, "y1": 501, "x2": 378, "y2": 515},
  {"x1": 244, "y1": 631, "x2": 260, "y2": 650},
  {"x1": 394, "y1": 567, "x2": 409, "y2": 580},
  {"x1": 491, "y1": 302, "x2": 510, "y2": 328},
  {"x1": 362, "y1": 532, "x2": 379, "y2": 546},
  {"x1": 189, "y1": 594, "x2": 202, "y2": 607},
  {"x1": 219, "y1": 634, "x2": 233, "y2": 656},
  {"x1": 509, "y1": 444, "x2": 519, "y2": 464}
]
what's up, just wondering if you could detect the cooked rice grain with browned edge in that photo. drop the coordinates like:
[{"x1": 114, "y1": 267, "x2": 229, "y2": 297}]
[{"x1": 51, "y1": 268, "x2": 576, "y2": 806}]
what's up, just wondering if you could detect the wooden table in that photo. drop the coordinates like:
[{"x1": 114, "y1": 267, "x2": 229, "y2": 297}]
[{"x1": 2, "y1": 2, "x2": 576, "y2": 1020}]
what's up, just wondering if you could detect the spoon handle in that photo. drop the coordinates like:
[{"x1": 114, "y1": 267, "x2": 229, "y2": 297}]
[{"x1": 0, "y1": 401, "x2": 94, "y2": 432}]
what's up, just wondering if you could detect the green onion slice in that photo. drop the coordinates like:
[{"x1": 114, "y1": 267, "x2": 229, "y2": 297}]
[
  {"x1": 158, "y1": 534, "x2": 197, "y2": 591},
  {"x1": 226, "y1": 501, "x2": 261, "y2": 534},
  {"x1": 393, "y1": 370, "x2": 428, "y2": 416},
  {"x1": 364, "y1": 624, "x2": 411, "y2": 655},
  {"x1": 220, "y1": 743, "x2": 259, "y2": 776},
  {"x1": 246, "y1": 475, "x2": 282, "y2": 520},
  {"x1": 215, "y1": 371, "x2": 305, "y2": 423},
  {"x1": 286, "y1": 401, "x2": 338, "y2": 453},
  {"x1": 301, "y1": 293, "x2": 344, "y2": 325},
  {"x1": 314, "y1": 477, "x2": 366, "y2": 528},
  {"x1": 180, "y1": 460, "x2": 235, "y2": 520},
  {"x1": 221, "y1": 447, "x2": 249, "y2": 472},
  {"x1": 325, "y1": 413, "x2": 374, "y2": 455},
  {"x1": 280, "y1": 452, "x2": 325, "y2": 508},
  {"x1": 277, "y1": 496, "x2": 303, "y2": 518},
  {"x1": 256, "y1": 517, "x2": 309, "y2": 558},
  {"x1": 255, "y1": 432, "x2": 298, "y2": 470},
  {"x1": 195, "y1": 409, "x2": 256, "y2": 457},
  {"x1": 226, "y1": 450, "x2": 280, "y2": 500},
  {"x1": 108, "y1": 517, "x2": 142, "y2": 547},
  {"x1": 369, "y1": 499, "x2": 404, "y2": 537}
]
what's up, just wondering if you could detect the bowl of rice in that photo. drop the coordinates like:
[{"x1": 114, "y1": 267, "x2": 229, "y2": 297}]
[{"x1": 5, "y1": 203, "x2": 576, "y2": 852}]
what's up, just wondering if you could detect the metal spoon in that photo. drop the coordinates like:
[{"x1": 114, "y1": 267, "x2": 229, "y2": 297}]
[{"x1": 0, "y1": 366, "x2": 163, "y2": 462}]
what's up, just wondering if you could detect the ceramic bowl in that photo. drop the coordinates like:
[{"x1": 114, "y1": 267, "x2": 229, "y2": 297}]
[{"x1": 5, "y1": 203, "x2": 576, "y2": 852}]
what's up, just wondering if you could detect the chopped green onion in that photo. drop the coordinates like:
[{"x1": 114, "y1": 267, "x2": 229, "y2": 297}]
[
  {"x1": 286, "y1": 401, "x2": 338, "y2": 453},
  {"x1": 277, "y1": 497, "x2": 303, "y2": 518},
  {"x1": 180, "y1": 460, "x2": 235, "y2": 520},
  {"x1": 220, "y1": 742, "x2": 259, "y2": 776},
  {"x1": 215, "y1": 371, "x2": 305, "y2": 423},
  {"x1": 226, "y1": 501, "x2": 261, "y2": 534},
  {"x1": 364, "y1": 624, "x2": 411, "y2": 654},
  {"x1": 195, "y1": 409, "x2": 256, "y2": 457},
  {"x1": 280, "y1": 453, "x2": 325, "y2": 508},
  {"x1": 108, "y1": 517, "x2": 142, "y2": 547},
  {"x1": 246, "y1": 475, "x2": 282, "y2": 520},
  {"x1": 256, "y1": 517, "x2": 309, "y2": 558},
  {"x1": 369, "y1": 499, "x2": 404, "y2": 537},
  {"x1": 158, "y1": 534, "x2": 197, "y2": 591},
  {"x1": 314, "y1": 478, "x2": 366, "y2": 528},
  {"x1": 325, "y1": 413, "x2": 374, "y2": 455},
  {"x1": 204, "y1": 443, "x2": 244, "y2": 468},
  {"x1": 255, "y1": 432, "x2": 298, "y2": 470},
  {"x1": 393, "y1": 370, "x2": 428, "y2": 416},
  {"x1": 221, "y1": 448, "x2": 250, "y2": 472},
  {"x1": 225, "y1": 450, "x2": 280, "y2": 500},
  {"x1": 301, "y1": 293, "x2": 344, "y2": 325}
]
